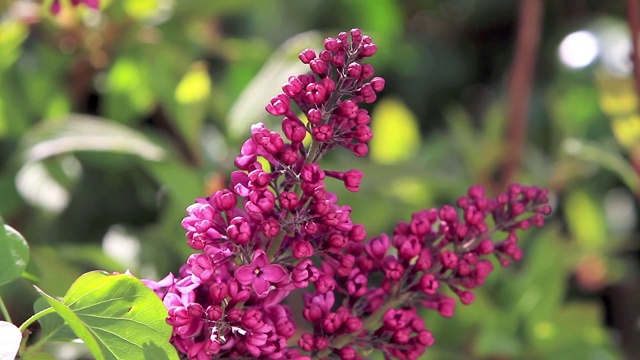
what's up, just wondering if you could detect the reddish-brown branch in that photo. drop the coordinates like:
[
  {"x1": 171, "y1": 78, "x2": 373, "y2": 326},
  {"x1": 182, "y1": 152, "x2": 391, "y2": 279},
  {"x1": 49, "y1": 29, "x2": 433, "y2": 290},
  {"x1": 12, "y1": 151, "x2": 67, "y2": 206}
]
[
  {"x1": 626, "y1": 0, "x2": 640, "y2": 201},
  {"x1": 500, "y1": 0, "x2": 543, "y2": 190},
  {"x1": 627, "y1": 0, "x2": 640, "y2": 98}
]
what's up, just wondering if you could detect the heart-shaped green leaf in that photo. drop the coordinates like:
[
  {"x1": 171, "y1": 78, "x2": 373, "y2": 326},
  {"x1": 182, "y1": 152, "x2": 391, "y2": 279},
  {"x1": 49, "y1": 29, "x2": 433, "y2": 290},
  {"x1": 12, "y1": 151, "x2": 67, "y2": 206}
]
[
  {"x1": 35, "y1": 271, "x2": 178, "y2": 360},
  {"x1": 0, "y1": 217, "x2": 30, "y2": 286}
]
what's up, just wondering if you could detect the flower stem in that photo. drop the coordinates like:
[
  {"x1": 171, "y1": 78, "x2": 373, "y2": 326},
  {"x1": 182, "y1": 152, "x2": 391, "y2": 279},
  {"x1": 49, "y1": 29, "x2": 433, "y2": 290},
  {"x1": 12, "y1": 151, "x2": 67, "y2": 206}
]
[
  {"x1": 0, "y1": 296, "x2": 11, "y2": 323},
  {"x1": 19, "y1": 307, "x2": 55, "y2": 333}
]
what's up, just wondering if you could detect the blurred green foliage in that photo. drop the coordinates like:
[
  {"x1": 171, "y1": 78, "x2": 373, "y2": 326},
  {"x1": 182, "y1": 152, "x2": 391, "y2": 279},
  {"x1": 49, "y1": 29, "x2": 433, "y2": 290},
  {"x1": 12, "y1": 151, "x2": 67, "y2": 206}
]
[{"x1": 1, "y1": 0, "x2": 639, "y2": 359}]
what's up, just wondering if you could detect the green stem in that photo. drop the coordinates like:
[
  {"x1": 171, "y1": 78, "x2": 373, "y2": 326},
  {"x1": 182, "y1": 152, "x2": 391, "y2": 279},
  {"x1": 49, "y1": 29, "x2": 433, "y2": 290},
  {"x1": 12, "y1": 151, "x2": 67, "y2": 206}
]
[
  {"x1": 314, "y1": 292, "x2": 412, "y2": 359},
  {"x1": 19, "y1": 307, "x2": 55, "y2": 333},
  {"x1": 0, "y1": 296, "x2": 11, "y2": 323}
]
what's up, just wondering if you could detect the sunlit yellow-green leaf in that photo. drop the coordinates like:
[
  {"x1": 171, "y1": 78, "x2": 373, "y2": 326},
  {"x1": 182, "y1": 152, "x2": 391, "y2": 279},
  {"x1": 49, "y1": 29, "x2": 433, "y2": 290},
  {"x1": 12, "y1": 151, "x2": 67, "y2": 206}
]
[
  {"x1": 388, "y1": 177, "x2": 430, "y2": 206},
  {"x1": 175, "y1": 62, "x2": 211, "y2": 104},
  {"x1": 0, "y1": 20, "x2": 28, "y2": 69},
  {"x1": 106, "y1": 57, "x2": 153, "y2": 119},
  {"x1": 370, "y1": 97, "x2": 420, "y2": 164},
  {"x1": 564, "y1": 189, "x2": 607, "y2": 250},
  {"x1": 597, "y1": 75, "x2": 636, "y2": 117},
  {"x1": 123, "y1": 0, "x2": 158, "y2": 19},
  {"x1": 611, "y1": 114, "x2": 640, "y2": 150}
]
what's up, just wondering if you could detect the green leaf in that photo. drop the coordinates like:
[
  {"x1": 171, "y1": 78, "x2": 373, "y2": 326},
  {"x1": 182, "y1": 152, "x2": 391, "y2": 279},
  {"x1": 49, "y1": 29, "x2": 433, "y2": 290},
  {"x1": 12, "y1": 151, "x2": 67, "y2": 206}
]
[
  {"x1": 0, "y1": 321, "x2": 21, "y2": 360},
  {"x1": 0, "y1": 217, "x2": 30, "y2": 286},
  {"x1": 22, "y1": 352, "x2": 58, "y2": 360},
  {"x1": 370, "y1": 97, "x2": 421, "y2": 164},
  {"x1": 226, "y1": 31, "x2": 322, "y2": 138},
  {"x1": 564, "y1": 189, "x2": 608, "y2": 250},
  {"x1": 563, "y1": 138, "x2": 640, "y2": 193},
  {"x1": 175, "y1": 62, "x2": 211, "y2": 105},
  {"x1": 35, "y1": 271, "x2": 179, "y2": 360},
  {"x1": 33, "y1": 297, "x2": 76, "y2": 343}
]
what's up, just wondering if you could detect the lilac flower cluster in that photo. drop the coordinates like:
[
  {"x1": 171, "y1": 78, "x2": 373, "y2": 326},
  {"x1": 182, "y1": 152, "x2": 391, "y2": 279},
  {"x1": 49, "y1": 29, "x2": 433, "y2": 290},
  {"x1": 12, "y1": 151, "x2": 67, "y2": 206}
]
[
  {"x1": 50, "y1": 0, "x2": 99, "y2": 14},
  {"x1": 143, "y1": 29, "x2": 551, "y2": 360}
]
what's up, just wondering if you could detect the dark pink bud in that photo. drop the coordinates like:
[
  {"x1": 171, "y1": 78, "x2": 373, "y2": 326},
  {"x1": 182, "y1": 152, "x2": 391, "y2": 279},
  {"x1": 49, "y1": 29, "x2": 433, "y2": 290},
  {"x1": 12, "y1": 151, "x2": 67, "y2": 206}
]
[
  {"x1": 398, "y1": 235, "x2": 421, "y2": 260},
  {"x1": 324, "y1": 37, "x2": 339, "y2": 52},
  {"x1": 355, "y1": 109, "x2": 370, "y2": 125},
  {"x1": 319, "y1": 50, "x2": 333, "y2": 62},
  {"x1": 361, "y1": 63, "x2": 375, "y2": 79},
  {"x1": 261, "y1": 219, "x2": 280, "y2": 238},
  {"x1": 366, "y1": 234, "x2": 389, "y2": 259},
  {"x1": 293, "y1": 241, "x2": 314, "y2": 259},
  {"x1": 314, "y1": 336, "x2": 329, "y2": 350},
  {"x1": 346, "y1": 270, "x2": 367, "y2": 296},
  {"x1": 280, "y1": 144, "x2": 299, "y2": 165},
  {"x1": 332, "y1": 53, "x2": 345, "y2": 67},
  {"x1": 312, "y1": 124, "x2": 333, "y2": 141},
  {"x1": 212, "y1": 189, "x2": 236, "y2": 211},
  {"x1": 322, "y1": 313, "x2": 343, "y2": 333},
  {"x1": 309, "y1": 59, "x2": 328, "y2": 76},
  {"x1": 227, "y1": 217, "x2": 251, "y2": 245},
  {"x1": 382, "y1": 308, "x2": 407, "y2": 330},
  {"x1": 321, "y1": 76, "x2": 336, "y2": 93},
  {"x1": 439, "y1": 205, "x2": 458, "y2": 222},
  {"x1": 305, "y1": 83, "x2": 327, "y2": 105},
  {"x1": 227, "y1": 308, "x2": 243, "y2": 322},
  {"x1": 299, "y1": 49, "x2": 316, "y2": 64},
  {"x1": 353, "y1": 143, "x2": 368, "y2": 157},
  {"x1": 460, "y1": 290, "x2": 475, "y2": 305},
  {"x1": 476, "y1": 239, "x2": 494, "y2": 254},
  {"x1": 307, "y1": 108, "x2": 323, "y2": 124},
  {"x1": 457, "y1": 260, "x2": 471, "y2": 276},
  {"x1": 361, "y1": 43, "x2": 377, "y2": 57},
  {"x1": 371, "y1": 76, "x2": 385, "y2": 92},
  {"x1": 209, "y1": 282, "x2": 228, "y2": 303},
  {"x1": 242, "y1": 309, "x2": 263, "y2": 330},
  {"x1": 383, "y1": 257, "x2": 404, "y2": 280},
  {"x1": 417, "y1": 330, "x2": 435, "y2": 346},
  {"x1": 415, "y1": 248, "x2": 433, "y2": 271},
  {"x1": 347, "y1": 63, "x2": 362, "y2": 78},
  {"x1": 248, "y1": 169, "x2": 270, "y2": 189},
  {"x1": 282, "y1": 75, "x2": 303, "y2": 97},
  {"x1": 344, "y1": 317, "x2": 363, "y2": 333},
  {"x1": 265, "y1": 93, "x2": 290, "y2": 116},
  {"x1": 354, "y1": 125, "x2": 373, "y2": 142},
  {"x1": 327, "y1": 233, "x2": 346, "y2": 249},
  {"x1": 301, "y1": 163, "x2": 325, "y2": 184},
  {"x1": 348, "y1": 223, "x2": 366, "y2": 242},
  {"x1": 394, "y1": 328, "x2": 411, "y2": 344},
  {"x1": 279, "y1": 191, "x2": 299, "y2": 210},
  {"x1": 206, "y1": 305, "x2": 223, "y2": 321},
  {"x1": 298, "y1": 333, "x2": 314, "y2": 352},
  {"x1": 340, "y1": 100, "x2": 359, "y2": 119},
  {"x1": 419, "y1": 273, "x2": 439, "y2": 294},
  {"x1": 438, "y1": 296, "x2": 456, "y2": 317},
  {"x1": 440, "y1": 250, "x2": 459, "y2": 270},
  {"x1": 315, "y1": 275, "x2": 335, "y2": 293},
  {"x1": 282, "y1": 117, "x2": 307, "y2": 142},
  {"x1": 337, "y1": 346, "x2": 357, "y2": 360},
  {"x1": 292, "y1": 259, "x2": 319, "y2": 288}
]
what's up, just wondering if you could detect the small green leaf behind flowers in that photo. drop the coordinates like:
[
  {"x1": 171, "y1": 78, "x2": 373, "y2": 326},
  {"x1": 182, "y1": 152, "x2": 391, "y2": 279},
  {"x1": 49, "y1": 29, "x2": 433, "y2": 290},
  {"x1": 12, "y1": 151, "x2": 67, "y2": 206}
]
[{"x1": 0, "y1": 217, "x2": 30, "y2": 286}]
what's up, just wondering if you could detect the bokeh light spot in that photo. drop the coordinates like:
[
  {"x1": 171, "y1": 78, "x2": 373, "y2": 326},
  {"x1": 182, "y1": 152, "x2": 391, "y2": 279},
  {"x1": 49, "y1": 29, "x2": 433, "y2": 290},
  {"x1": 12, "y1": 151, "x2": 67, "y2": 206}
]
[{"x1": 559, "y1": 31, "x2": 599, "y2": 68}]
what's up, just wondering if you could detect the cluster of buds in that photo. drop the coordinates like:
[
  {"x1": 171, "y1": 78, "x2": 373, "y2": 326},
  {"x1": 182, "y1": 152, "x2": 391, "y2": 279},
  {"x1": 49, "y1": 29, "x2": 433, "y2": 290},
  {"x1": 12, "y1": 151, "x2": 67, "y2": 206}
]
[{"x1": 143, "y1": 29, "x2": 551, "y2": 360}]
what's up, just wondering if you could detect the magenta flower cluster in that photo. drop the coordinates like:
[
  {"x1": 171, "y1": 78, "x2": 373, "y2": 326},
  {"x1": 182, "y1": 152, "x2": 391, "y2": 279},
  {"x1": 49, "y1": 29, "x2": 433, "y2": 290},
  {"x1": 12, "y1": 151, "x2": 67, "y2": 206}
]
[
  {"x1": 143, "y1": 29, "x2": 551, "y2": 360},
  {"x1": 50, "y1": 0, "x2": 99, "y2": 14}
]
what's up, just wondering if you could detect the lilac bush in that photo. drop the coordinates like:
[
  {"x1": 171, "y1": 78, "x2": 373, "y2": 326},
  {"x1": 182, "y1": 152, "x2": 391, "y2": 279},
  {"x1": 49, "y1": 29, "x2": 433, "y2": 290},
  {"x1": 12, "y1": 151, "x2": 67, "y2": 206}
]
[{"x1": 143, "y1": 29, "x2": 551, "y2": 360}]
